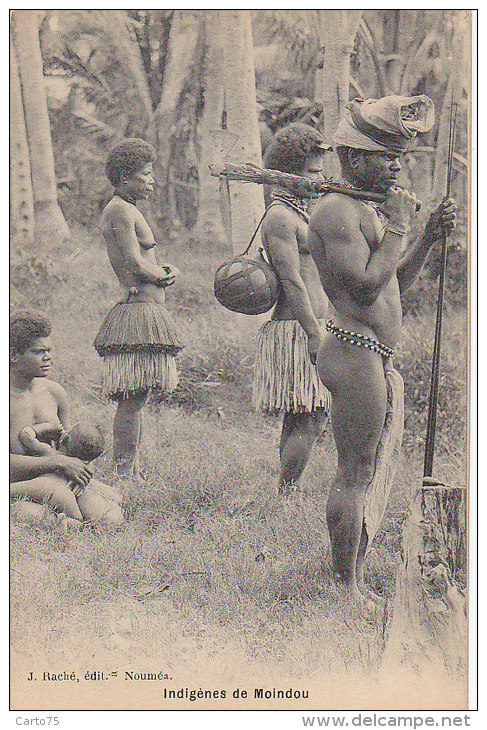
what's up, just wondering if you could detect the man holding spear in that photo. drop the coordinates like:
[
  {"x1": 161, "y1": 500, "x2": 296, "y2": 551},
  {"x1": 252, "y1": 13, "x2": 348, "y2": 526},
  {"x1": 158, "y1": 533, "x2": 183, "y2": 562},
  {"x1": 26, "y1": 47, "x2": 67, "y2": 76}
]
[{"x1": 306, "y1": 95, "x2": 457, "y2": 602}]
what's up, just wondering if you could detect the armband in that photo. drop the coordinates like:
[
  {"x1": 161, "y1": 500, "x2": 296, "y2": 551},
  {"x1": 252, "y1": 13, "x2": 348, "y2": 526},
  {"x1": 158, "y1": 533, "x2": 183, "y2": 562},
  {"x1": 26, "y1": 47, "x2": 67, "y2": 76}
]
[{"x1": 385, "y1": 222, "x2": 408, "y2": 237}]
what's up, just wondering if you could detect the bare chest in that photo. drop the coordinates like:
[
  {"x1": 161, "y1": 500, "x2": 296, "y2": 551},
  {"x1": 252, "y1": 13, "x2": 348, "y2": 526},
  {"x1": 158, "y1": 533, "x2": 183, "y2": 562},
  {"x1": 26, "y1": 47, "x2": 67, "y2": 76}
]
[
  {"x1": 10, "y1": 385, "x2": 59, "y2": 453},
  {"x1": 133, "y1": 213, "x2": 156, "y2": 250},
  {"x1": 360, "y1": 205, "x2": 387, "y2": 253},
  {"x1": 102, "y1": 205, "x2": 156, "y2": 254}
]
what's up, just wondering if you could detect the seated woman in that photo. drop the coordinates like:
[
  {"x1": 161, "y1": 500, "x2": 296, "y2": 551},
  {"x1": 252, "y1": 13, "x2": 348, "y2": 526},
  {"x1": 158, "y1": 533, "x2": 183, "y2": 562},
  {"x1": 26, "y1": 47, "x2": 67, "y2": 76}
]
[{"x1": 10, "y1": 310, "x2": 123, "y2": 528}]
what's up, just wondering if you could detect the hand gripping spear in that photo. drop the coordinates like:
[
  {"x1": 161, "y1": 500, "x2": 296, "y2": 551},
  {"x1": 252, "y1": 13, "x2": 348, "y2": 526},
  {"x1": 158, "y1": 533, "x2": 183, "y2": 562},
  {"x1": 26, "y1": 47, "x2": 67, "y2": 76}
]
[{"x1": 422, "y1": 97, "x2": 458, "y2": 487}]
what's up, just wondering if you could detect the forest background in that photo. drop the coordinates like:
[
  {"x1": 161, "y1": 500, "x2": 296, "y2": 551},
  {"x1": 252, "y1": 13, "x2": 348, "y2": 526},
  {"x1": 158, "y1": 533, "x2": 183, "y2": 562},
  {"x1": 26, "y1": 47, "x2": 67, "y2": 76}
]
[{"x1": 9, "y1": 9, "x2": 470, "y2": 707}]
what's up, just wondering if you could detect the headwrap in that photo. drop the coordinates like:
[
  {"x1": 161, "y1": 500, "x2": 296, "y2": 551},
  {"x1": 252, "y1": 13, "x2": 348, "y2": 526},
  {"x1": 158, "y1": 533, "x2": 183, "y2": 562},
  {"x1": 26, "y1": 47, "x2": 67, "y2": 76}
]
[{"x1": 333, "y1": 95, "x2": 435, "y2": 154}]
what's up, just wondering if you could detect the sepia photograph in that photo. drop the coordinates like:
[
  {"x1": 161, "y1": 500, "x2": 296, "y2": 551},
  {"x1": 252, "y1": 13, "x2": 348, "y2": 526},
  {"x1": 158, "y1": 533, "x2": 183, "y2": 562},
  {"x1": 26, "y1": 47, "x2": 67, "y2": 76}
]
[{"x1": 9, "y1": 8, "x2": 473, "y2": 714}]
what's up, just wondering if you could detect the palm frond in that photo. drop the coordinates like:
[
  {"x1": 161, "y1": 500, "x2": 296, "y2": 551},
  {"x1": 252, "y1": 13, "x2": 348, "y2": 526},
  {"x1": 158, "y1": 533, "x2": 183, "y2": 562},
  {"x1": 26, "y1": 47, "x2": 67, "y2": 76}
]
[
  {"x1": 71, "y1": 111, "x2": 121, "y2": 144},
  {"x1": 46, "y1": 49, "x2": 114, "y2": 98},
  {"x1": 253, "y1": 10, "x2": 321, "y2": 74}
]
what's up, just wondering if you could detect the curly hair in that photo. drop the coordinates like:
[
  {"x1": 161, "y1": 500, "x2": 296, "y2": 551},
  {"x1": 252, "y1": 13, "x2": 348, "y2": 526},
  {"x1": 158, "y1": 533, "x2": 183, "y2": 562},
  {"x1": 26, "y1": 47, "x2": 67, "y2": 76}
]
[
  {"x1": 105, "y1": 138, "x2": 155, "y2": 187},
  {"x1": 67, "y1": 423, "x2": 105, "y2": 462},
  {"x1": 264, "y1": 123, "x2": 329, "y2": 175},
  {"x1": 335, "y1": 145, "x2": 374, "y2": 178},
  {"x1": 10, "y1": 310, "x2": 52, "y2": 354}
]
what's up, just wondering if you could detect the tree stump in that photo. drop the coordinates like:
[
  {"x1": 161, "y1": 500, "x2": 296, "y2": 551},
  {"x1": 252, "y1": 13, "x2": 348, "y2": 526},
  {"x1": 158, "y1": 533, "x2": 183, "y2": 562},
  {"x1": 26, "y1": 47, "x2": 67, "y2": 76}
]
[{"x1": 382, "y1": 483, "x2": 467, "y2": 675}]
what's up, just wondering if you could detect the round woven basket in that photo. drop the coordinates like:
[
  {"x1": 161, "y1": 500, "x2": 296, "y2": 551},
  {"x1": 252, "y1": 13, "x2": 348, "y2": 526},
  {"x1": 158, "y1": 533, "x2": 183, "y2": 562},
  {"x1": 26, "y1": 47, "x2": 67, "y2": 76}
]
[{"x1": 214, "y1": 251, "x2": 280, "y2": 315}]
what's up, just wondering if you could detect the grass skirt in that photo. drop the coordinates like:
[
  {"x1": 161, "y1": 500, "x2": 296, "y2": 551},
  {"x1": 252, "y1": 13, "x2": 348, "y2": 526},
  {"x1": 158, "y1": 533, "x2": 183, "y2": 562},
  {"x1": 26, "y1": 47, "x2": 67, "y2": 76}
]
[
  {"x1": 94, "y1": 301, "x2": 184, "y2": 400},
  {"x1": 363, "y1": 363, "x2": 404, "y2": 552},
  {"x1": 252, "y1": 319, "x2": 331, "y2": 414}
]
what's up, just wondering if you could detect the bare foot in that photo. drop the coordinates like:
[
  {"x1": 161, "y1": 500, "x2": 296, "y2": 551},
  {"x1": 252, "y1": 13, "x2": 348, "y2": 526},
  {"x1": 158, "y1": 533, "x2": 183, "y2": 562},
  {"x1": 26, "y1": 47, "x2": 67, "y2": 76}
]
[
  {"x1": 55, "y1": 512, "x2": 83, "y2": 532},
  {"x1": 353, "y1": 591, "x2": 380, "y2": 615},
  {"x1": 115, "y1": 457, "x2": 148, "y2": 485},
  {"x1": 54, "y1": 512, "x2": 68, "y2": 534},
  {"x1": 357, "y1": 581, "x2": 386, "y2": 607},
  {"x1": 278, "y1": 481, "x2": 300, "y2": 497},
  {"x1": 114, "y1": 460, "x2": 135, "y2": 477},
  {"x1": 333, "y1": 579, "x2": 379, "y2": 614}
]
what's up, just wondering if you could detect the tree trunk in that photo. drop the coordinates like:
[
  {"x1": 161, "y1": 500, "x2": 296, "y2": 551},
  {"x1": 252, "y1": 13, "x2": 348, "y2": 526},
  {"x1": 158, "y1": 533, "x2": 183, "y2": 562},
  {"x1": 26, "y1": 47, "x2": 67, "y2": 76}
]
[
  {"x1": 96, "y1": 10, "x2": 159, "y2": 235},
  {"x1": 154, "y1": 10, "x2": 203, "y2": 231},
  {"x1": 219, "y1": 10, "x2": 265, "y2": 255},
  {"x1": 192, "y1": 12, "x2": 227, "y2": 247},
  {"x1": 12, "y1": 10, "x2": 69, "y2": 243},
  {"x1": 317, "y1": 10, "x2": 362, "y2": 178},
  {"x1": 43, "y1": 10, "x2": 156, "y2": 143},
  {"x1": 10, "y1": 27, "x2": 34, "y2": 246},
  {"x1": 382, "y1": 484, "x2": 467, "y2": 677},
  {"x1": 431, "y1": 17, "x2": 467, "y2": 206},
  {"x1": 381, "y1": 10, "x2": 403, "y2": 94},
  {"x1": 99, "y1": 10, "x2": 156, "y2": 145}
]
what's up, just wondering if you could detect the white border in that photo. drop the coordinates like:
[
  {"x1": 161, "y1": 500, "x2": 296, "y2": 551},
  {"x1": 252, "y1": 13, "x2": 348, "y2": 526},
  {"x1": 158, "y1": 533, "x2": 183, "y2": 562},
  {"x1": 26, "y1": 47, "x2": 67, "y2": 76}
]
[{"x1": 5, "y1": 4, "x2": 480, "y2": 727}]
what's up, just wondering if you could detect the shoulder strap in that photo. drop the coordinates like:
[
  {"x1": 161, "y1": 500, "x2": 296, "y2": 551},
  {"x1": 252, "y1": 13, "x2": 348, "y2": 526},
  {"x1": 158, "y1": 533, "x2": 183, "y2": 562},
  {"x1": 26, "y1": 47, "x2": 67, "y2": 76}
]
[{"x1": 240, "y1": 202, "x2": 281, "y2": 256}]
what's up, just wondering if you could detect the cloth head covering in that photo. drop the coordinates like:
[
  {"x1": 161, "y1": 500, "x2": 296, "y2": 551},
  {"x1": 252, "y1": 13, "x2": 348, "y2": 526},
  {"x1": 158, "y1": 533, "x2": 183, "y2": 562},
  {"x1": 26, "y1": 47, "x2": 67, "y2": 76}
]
[{"x1": 333, "y1": 95, "x2": 435, "y2": 154}]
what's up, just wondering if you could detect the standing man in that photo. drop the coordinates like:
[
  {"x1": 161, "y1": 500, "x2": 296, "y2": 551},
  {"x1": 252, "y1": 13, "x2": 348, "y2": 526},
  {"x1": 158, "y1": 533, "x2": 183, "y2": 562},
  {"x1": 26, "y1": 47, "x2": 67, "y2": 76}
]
[
  {"x1": 307, "y1": 96, "x2": 457, "y2": 600},
  {"x1": 252, "y1": 123, "x2": 332, "y2": 494},
  {"x1": 95, "y1": 138, "x2": 183, "y2": 476}
]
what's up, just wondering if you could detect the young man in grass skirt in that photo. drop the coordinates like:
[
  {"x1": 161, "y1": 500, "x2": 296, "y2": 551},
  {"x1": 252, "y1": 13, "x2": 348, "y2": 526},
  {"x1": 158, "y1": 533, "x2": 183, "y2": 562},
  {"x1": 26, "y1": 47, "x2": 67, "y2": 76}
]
[
  {"x1": 252, "y1": 123, "x2": 332, "y2": 494},
  {"x1": 307, "y1": 96, "x2": 457, "y2": 604},
  {"x1": 95, "y1": 138, "x2": 183, "y2": 476}
]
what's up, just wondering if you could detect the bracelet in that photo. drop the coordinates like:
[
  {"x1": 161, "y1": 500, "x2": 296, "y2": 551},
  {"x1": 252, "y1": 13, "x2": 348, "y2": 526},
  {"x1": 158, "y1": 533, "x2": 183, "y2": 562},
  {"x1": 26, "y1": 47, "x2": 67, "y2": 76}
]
[{"x1": 386, "y1": 222, "x2": 408, "y2": 237}]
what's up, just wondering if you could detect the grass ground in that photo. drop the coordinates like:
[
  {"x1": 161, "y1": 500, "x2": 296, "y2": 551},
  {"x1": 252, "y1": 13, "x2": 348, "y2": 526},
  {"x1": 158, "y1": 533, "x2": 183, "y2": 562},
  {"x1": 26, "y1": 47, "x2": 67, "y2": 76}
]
[{"x1": 10, "y1": 226, "x2": 468, "y2": 707}]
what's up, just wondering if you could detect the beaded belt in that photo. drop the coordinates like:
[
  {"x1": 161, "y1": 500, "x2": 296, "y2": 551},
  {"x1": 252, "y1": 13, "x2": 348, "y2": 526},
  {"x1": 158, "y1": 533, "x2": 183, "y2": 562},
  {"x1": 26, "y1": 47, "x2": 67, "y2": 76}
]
[{"x1": 325, "y1": 320, "x2": 395, "y2": 358}]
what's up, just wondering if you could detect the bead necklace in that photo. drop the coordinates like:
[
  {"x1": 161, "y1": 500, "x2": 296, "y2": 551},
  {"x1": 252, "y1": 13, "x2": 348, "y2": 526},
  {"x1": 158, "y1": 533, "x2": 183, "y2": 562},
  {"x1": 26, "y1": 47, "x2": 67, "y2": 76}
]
[
  {"x1": 114, "y1": 191, "x2": 137, "y2": 206},
  {"x1": 336, "y1": 178, "x2": 388, "y2": 228},
  {"x1": 271, "y1": 188, "x2": 310, "y2": 223}
]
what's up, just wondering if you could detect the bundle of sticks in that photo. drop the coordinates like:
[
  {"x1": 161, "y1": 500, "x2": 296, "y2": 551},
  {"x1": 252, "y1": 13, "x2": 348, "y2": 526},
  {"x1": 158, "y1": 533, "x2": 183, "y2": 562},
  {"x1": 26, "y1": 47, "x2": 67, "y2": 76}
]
[{"x1": 210, "y1": 161, "x2": 421, "y2": 210}]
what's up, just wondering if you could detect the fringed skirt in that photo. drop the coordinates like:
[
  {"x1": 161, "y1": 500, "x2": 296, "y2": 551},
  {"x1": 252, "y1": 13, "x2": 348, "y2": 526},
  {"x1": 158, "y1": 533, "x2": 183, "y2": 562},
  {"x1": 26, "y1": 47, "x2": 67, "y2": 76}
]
[
  {"x1": 94, "y1": 301, "x2": 184, "y2": 400},
  {"x1": 252, "y1": 319, "x2": 331, "y2": 414}
]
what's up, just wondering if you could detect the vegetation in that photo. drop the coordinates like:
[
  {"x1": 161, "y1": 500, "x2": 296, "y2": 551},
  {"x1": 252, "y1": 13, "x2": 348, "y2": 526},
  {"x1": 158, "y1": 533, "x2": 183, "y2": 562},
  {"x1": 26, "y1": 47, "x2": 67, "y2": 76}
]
[
  {"x1": 10, "y1": 224, "x2": 467, "y2": 686},
  {"x1": 10, "y1": 9, "x2": 469, "y2": 699}
]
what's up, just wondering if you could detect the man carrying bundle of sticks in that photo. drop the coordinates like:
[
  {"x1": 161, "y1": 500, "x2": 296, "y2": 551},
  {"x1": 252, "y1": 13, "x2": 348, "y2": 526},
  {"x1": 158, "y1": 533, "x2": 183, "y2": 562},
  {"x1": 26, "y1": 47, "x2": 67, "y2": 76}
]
[
  {"x1": 307, "y1": 95, "x2": 457, "y2": 604},
  {"x1": 252, "y1": 123, "x2": 333, "y2": 494},
  {"x1": 94, "y1": 138, "x2": 183, "y2": 477}
]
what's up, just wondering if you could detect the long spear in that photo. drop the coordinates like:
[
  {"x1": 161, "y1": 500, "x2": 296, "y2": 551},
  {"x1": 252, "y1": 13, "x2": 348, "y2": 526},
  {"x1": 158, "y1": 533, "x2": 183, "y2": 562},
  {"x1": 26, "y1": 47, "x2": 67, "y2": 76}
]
[{"x1": 422, "y1": 96, "x2": 458, "y2": 482}]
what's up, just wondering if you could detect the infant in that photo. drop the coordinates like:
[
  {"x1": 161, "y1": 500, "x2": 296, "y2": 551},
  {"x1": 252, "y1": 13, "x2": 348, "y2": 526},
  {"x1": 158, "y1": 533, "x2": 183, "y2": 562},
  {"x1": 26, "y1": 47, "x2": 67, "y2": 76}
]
[
  {"x1": 18, "y1": 421, "x2": 119, "y2": 501},
  {"x1": 20, "y1": 421, "x2": 105, "y2": 461}
]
